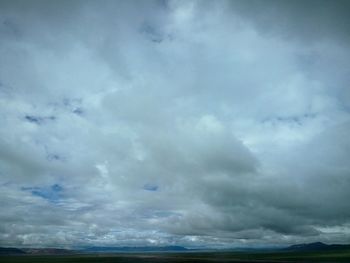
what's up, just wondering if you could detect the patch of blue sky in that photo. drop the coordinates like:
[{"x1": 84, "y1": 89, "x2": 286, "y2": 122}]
[
  {"x1": 140, "y1": 23, "x2": 164, "y2": 43},
  {"x1": 73, "y1": 107, "x2": 83, "y2": 115},
  {"x1": 21, "y1": 184, "x2": 64, "y2": 203},
  {"x1": 46, "y1": 153, "x2": 61, "y2": 161},
  {"x1": 139, "y1": 210, "x2": 181, "y2": 220},
  {"x1": 143, "y1": 183, "x2": 158, "y2": 192},
  {"x1": 24, "y1": 115, "x2": 56, "y2": 125},
  {"x1": 43, "y1": 145, "x2": 63, "y2": 162},
  {"x1": 262, "y1": 113, "x2": 318, "y2": 126},
  {"x1": 153, "y1": 211, "x2": 180, "y2": 218},
  {"x1": 61, "y1": 98, "x2": 84, "y2": 115}
]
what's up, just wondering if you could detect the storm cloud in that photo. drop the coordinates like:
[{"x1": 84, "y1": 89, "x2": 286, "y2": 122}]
[{"x1": 1, "y1": 0, "x2": 350, "y2": 248}]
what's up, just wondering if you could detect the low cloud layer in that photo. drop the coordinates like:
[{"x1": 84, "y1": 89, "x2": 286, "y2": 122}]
[{"x1": 1, "y1": 0, "x2": 350, "y2": 248}]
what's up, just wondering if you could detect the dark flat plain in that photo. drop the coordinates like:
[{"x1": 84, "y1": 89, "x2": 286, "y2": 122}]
[{"x1": 1, "y1": 250, "x2": 350, "y2": 263}]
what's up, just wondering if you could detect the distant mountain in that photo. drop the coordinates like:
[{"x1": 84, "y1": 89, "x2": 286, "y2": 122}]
[
  {"x1": 0, "y1": 247, "x2": 25, "y2": 255},
  {"x1": 0, "y1": 247, "x2": 75, "y2": 255},
  {"x1": 22, "y1": 248, "x2": 75, "y2": 255},
  {"x1": 2, "y1": 243, "x2": 350, "y2": 256},
  {"x1": 83, "y1": 246, "x2": 188, "y2": 253},
  {"x1": 284, "y1": 242, "x2": 350, "y2": 251}
]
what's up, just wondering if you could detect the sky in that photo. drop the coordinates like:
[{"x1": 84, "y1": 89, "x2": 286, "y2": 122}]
[{"x1": 1, "y1": 0, "x2": 350, "y2": 249}]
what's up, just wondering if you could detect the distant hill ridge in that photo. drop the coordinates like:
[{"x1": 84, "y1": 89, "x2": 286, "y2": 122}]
[
  {"x1": 285, "y1": 242, "x2": 350, "y2": 251},
  {"x1": 0, "y1": 247, "x2": 26, "y2": 255},
  {"x1": 22, "y1": 248, "x2": 75, "y2": 255},
  {"x1": 0, "y1": 247, "x2": 74, "y2": 255},
  {"x1": 0, "y1": 246, "x2": 188, "y2": 255},
  {"x1": 83, "y1": 245, "x2": 188, "y2": 252},
  {"x1": 2, "y1": 242, "x2": 350, "y2": 255}
]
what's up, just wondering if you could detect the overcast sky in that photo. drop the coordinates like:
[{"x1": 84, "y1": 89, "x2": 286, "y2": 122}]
[{"x1": 1, "y1": 0, "x2": 350, "y2": 249}]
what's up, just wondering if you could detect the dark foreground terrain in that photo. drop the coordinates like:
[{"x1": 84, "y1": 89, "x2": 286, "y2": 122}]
[{"x1": 1, "y1": 250, "x2": 350, "y2": 263}]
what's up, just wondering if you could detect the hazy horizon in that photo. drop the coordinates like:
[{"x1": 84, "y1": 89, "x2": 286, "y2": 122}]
[{"x1": 1, "y1": 0, "x2": 350, "y2": 249}]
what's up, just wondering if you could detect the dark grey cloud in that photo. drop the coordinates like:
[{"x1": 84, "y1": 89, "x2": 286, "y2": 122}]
[
  {"x1": 229, "y1": 0, "x2": 350, "y2": 44},
  {"x1": 0, "y1": 0, "x2": 350, "y2": 248}
]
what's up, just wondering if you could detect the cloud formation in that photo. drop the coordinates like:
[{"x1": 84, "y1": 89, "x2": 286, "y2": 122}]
[{"x1": 1, "y1": 0, "x2": 350, "y2": 248}]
